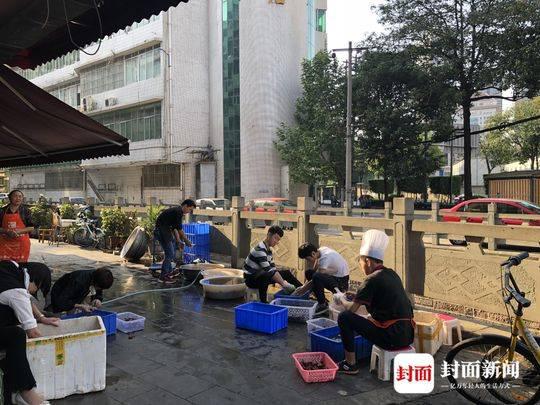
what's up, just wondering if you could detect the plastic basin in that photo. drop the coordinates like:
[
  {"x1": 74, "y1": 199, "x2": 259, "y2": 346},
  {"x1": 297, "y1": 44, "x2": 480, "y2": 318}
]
[
  {"x1": 180, "y1": 263, "x2": 225, "y2": 281},
  {"x1": 201, "y1": 268, "x2": 244, "y2": 279},
  {"x1": 199, "y1": 276, "x2": 246, "y2": 300}
]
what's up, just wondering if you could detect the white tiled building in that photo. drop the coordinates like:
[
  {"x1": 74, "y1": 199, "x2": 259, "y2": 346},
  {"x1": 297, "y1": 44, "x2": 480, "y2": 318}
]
[{"x1": 9, "y1": 0, "x2": 327, "y2": 204}]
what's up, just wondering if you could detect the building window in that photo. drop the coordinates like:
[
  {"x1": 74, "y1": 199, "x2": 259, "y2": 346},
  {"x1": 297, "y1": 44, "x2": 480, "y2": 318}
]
[
  {"x1": 222, "y1": 0, "x2": 241, "y2": 199},
  {"x1": 316, "y1": 9, "x2": 326, "y2": 32},
  {"x1": 15, "y1": 50, "x2": 80, "y2": 80},
  {"x1": 143, "y1": 164, "x2": 182, "y2": 188},
  {"x1": 80, "y1": 45, "x2": 161, "y2": 96},
  {"x1": 49, "y1": 82, "x2": 80, "y2": 108},
  {"x1": 93, "y1": 102, "x2": 162, "y2": 142},
  {"x1": 45, "y1": 171, "x2": 83, "y2": 190}
]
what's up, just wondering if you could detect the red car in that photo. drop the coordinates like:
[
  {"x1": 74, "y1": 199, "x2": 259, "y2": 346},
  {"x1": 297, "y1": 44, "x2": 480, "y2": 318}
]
[
  {"x1": 243, "y1": 198, "x2": 296, "y2": 213},
  {"x1": 442, "y1": 198, "x2": 540, "y2": 226}
]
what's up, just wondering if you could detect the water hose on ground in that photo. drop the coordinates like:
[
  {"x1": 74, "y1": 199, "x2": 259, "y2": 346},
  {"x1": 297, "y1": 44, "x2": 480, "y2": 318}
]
[{"x1": 101, "y1": 269, "x2": 203, "y2": 305}]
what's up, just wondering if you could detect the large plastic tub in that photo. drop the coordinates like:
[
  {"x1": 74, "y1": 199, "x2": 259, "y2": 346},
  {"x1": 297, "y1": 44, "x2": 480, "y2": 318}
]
[
  {"x1": 292, "y1": 352, "x2": 338, "y2": 383},
  {"x1": 27, "y1": 317, "x2": 106, "y2": 400},
  {"x1": 413, "y1": 310, "x2": 444, "y2": 355},
  {"x1": 201, "y1": 268, "x2": 244, "y2": 279},
  {"x1": 270, "y1": 298, "x2": 317, "y2": 322},
  {"x1": 180, "y1": 263, "x2": 225, "y2": 281},
  {"x1": 310, "y1": 326, "x2": 373, "y2": 362},
  {"x1": 61, "y1": 309, "x2": 117, "y2": 336},
  {"x1": 200, "y1": 276, "x2": 246, "y2": 300},
  {"x1": 116, "y1": 312, "x2": 145, "y2": 333},
  {"x1": 235, "y1": 302, "x2": 288, "y2": 334}
]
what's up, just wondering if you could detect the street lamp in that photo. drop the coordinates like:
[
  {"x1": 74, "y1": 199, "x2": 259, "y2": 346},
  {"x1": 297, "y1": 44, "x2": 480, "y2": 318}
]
[{"x1": 332, "y1": 42, "x2": 369, "y2": 212}]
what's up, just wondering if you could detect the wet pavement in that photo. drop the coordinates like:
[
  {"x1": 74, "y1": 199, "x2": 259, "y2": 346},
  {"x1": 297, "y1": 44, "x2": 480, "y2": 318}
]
[{"x1": 29, "y1": 241, "x2": 469, "y2": 405}]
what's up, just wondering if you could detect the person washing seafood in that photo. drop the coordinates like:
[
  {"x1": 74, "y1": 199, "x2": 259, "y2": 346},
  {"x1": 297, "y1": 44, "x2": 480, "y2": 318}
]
[
  {"x1": 243, "y1": 225, "x2": 302, "y2": 303},
  {"x1": 334, "y1": 229, "x2": 415, "y2": 375}
]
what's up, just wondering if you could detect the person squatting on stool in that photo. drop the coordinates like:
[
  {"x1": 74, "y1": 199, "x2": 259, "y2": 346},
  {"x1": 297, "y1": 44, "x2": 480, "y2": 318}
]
[
  {"x1": 298, "y1": 243, "x2": 350, "y2": 315},
  {"x1": 334, "y1": 230, "x2": 415, "y2": 375},
  {"x1": 243, "y1": 225, "x2": 302, "y2": 303}
]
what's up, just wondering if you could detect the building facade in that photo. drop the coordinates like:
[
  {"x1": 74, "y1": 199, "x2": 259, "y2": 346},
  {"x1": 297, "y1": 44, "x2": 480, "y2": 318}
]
[{"x1": 9, "y1": 0, "x2": 327, "y2": 204}]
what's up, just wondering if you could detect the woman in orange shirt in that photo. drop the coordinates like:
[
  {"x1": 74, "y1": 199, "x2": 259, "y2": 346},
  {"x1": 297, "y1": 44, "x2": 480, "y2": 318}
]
[{"x1": 0, "y1": 190, "x2": 35, "y2": 262}]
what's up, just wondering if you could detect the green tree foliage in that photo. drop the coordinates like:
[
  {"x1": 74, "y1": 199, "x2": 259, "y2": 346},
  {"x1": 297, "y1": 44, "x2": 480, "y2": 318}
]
[
  {"x1": 429, "y1": 176, "x2": 462, "y2": 201},
  {"x1": 100, "y1": 208, "x2": 137, "y2": 238},
  {"x1": 511, "y1": 98, "x2": 540, "y2": 170},
  {"x1": 375, "y1": 0, "x2": 540, "y2": 198},
  {"x1": 58, "y1": 203, "x2": 76, "y2": 219},
  {"x1": 141, "y1": 205, "x2": 165, "y2": 236},
  {"x1": 355, "y1": 50, "x2": 455, "y2": 200},
  {"x1": 480, "y1": 112, "x2": 515, "y2": 173},
  {"x1": 275, "y1": 52, "x2": 348, "y2": 188},
  {"x1": 30, "y1": 204, "x2": 52, "y2": 228}
]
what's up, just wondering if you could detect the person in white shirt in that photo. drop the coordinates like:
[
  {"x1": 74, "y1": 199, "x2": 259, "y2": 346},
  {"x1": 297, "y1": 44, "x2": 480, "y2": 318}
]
[
  {"x1": 0, "y1": 261, "x2": 58, "y2": 405},
  {"x1": 298, "y1": 243, "x2": 350, "y2": 314}
]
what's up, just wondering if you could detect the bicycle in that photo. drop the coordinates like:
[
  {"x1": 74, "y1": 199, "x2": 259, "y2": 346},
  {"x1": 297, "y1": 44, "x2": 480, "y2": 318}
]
[
  {"x1": 445, "y1": 252, "x2": 540, "y2": 404},
  {"x1": 73, "y1": 212, "x2": 105, "y2": 249}
]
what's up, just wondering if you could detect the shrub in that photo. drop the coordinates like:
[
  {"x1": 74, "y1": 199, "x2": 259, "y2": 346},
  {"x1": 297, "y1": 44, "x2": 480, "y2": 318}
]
[
  {"x1": 30, "y1": 204, "x2": 52, "y2": 228},
  {"x1": 100, "y1": 208, "x2": 137, "y2": 238},
  {"x1": 141, "y1": 205, "x2": 165, "y2": 236},
  {"x1": 59, "y1": 203, "x2": 76, "y2": 219}
]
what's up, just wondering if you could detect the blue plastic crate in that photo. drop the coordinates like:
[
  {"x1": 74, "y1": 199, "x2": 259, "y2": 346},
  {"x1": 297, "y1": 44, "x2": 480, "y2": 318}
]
[
  {"x1": 183, "y1": 243, "x2": 211, "y2": 263},
  {"x1": 310, "y1": 326, "x2": 372, "y2": 362},
  {"x1": 184, "y1": 232, "x2": 210, "y2": 246},
  {"x1": 182, "y1": 223, "x2": 210, "y2": 235},
  {"x1": 61, "y1": 309, "x2": 117, "y2": 336},
  {"x1": 235, "y1": 302, "x2": 288, "y2": 334},
  {"x1": 274, "y1": 288, "x2": 311, "y2": 300}
]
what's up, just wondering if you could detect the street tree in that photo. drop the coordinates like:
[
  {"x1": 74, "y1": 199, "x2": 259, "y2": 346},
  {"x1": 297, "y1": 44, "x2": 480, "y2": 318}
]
[
  {"x1": 375, "y1": 0, "x2": 540, "y2": 198},
  {"x1": 480, "y1": 112, "x2": 515, "y2": 173},
  {"x1": 275, "y1": 52, "x2": 349, "y2": 190},
  {"x1": 354, "y1": 50, "x2": 455, "y2": 200},
  {"x1": 509, "y1": 97, "x2": 540, "y2": 170}
]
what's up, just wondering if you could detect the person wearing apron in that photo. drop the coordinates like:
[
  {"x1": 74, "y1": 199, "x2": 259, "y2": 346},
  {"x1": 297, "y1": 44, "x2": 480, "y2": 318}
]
[
  {"x1": 334, "y1": 230, "x2": 415, "y2": 375},
  {"x1": 0, "y1": 190, "x2": 34, "y2": 263}
]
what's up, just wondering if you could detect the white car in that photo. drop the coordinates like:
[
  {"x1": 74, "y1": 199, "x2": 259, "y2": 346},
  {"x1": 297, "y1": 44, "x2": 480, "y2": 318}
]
[{"x1": 196, "y1": 198, "x2": 230, "y2": 210}]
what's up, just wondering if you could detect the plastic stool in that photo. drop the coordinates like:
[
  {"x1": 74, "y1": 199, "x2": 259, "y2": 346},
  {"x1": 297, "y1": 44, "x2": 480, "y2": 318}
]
[
  {"x1": 244, "y1": 288, "x2": 260, "y2": 302},
  {"x1": 370, "y1": 345, "x2": 416, "y2": 381},
  {"x1": 437, "y1": 314, "x2": 462, "y2": 345}
]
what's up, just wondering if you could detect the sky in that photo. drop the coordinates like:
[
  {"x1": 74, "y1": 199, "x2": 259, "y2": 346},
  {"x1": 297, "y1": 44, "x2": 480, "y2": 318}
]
[{"x1": 326, "y1": 0, "x2": 384, "y2": 54}]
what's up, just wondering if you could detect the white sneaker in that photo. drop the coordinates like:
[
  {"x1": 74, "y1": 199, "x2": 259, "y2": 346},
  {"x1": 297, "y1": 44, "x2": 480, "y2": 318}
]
[{"x1": 12, "y1": 392, "x2": 50, "y2": 405}]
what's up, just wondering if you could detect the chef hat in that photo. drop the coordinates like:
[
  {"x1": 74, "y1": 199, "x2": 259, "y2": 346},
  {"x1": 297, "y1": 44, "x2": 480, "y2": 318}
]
[{"x1": 359, "y1": 229, "x2": 389, "y2": 261}]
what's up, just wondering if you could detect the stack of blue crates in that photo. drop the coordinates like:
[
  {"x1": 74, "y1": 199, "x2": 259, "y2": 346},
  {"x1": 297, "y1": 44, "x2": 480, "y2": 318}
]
[{"x1": 182, "y1": 223, "x2": 210, "y2": 263}]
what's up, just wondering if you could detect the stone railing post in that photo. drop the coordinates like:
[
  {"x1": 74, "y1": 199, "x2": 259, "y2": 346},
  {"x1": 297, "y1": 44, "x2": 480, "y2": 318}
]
[
  {"x1": 431, "y1": 201, "x2": 440, "y2": 246},
  {"x1": 393, "y1": 197, "x2": 425, "y2": 294},
  {"x1": 231, "y1": 196, "x2": 250, "y2": 268},
  {"x1": 296, "y1": 197, "x2": 317, "y2": 276},
  {"x1": 487, "y1": 203, "x2": 498, "y2": 250},
  {"x1": 384, "y1": 202, "x2": 392, "y2": 219}
]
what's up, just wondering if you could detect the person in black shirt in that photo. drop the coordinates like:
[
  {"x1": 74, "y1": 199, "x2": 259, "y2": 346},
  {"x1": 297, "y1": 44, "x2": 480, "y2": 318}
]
[
  {"x1": 49, "y1": 268, "x2": 114, "y2": 313},
  {"x1": 334, "y1": 230, "x2": 414, "y2": 375},
  {"x1": 154, "y1": 199, "x2": 196, "y2": 283}
]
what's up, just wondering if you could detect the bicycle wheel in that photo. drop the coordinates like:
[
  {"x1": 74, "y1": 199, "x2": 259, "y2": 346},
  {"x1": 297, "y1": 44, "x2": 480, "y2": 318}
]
[
  {"x1": 73, "y1": 228, "x2": 93, "y2": 248},
  {"x1": 446, "y1": 335, "x2": 540, "y2": 405}
]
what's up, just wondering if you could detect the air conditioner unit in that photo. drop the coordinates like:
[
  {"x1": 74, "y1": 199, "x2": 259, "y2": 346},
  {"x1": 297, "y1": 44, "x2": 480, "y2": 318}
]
[
  {"x1": 105, "y1": 97, "x2": 117, "y2": 107},
  {"x1": 82, "y1": 96, "x2": 96, "y2": 112}
]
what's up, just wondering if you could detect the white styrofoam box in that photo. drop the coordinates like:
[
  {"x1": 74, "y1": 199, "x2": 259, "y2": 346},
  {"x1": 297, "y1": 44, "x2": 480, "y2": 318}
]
[
  {"x1": 27, "y1": 316, "x2": 106, "y2": 400},
  {"x1": 413, "y1": 311, "x2": 444, "y2": 356}
]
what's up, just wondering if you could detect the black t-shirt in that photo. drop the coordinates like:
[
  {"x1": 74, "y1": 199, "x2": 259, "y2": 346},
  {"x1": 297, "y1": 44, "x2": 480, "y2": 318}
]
[
  {"x1": 354, "y1": 267, "x2": 413, "y2": 323},
  {"x1": 155, "y1": 207, "x2": 184, "y2": 238}
]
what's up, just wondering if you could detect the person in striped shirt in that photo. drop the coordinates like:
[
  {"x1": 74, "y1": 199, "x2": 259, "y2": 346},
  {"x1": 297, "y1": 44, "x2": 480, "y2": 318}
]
[{"x1": 243, "y1": 225, "x2": 302, "y2": 303}]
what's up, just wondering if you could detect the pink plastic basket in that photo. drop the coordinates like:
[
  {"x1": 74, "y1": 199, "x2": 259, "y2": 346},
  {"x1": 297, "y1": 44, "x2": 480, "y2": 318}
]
[{"x1": 292, "y1": 352, "x2": 338, "y2": 383}]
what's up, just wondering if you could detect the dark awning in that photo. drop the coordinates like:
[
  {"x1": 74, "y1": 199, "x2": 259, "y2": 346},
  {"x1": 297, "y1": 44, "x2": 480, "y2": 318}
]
[
  {"x1": 1, "y1": 0, "x2": 189, "y2": 69},
  {"x1": 0, "y1": 64, "x2": 129, "y2": 168}
]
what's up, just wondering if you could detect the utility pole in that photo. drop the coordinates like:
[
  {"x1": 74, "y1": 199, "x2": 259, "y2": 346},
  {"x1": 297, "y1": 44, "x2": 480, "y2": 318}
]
[{"x1": 332, "y1": 43, "x2": 369, "y2": 213}]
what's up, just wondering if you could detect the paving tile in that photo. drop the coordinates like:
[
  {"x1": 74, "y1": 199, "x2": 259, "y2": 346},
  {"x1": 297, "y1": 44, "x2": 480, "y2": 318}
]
[
  {"x1": 137, "y1": 366, "x2": 214, "y2": 399},
  {"x1": 124, "y1": 388, "x2": 190, "y2": 405}
]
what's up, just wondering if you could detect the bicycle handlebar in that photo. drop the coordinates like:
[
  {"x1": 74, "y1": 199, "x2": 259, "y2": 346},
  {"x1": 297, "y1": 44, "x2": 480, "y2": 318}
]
[{"x1": 502, "y1": 252, "x2": 531, "y2": 308}]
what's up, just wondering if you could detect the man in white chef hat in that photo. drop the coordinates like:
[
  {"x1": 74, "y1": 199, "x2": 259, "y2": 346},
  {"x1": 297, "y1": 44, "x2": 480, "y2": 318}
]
[{"x1": 333, "y1": 229, "x2": 415, "y2": 375}]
